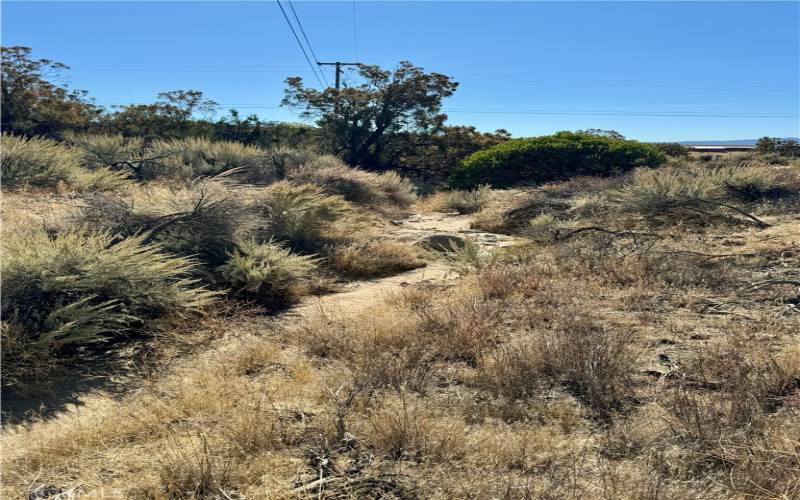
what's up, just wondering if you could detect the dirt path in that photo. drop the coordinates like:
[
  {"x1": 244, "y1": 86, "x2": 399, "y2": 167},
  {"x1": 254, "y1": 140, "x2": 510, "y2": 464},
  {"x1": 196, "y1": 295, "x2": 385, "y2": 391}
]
[{"x1": 290, "y1": 212, "x2": 520, "y2": 318}]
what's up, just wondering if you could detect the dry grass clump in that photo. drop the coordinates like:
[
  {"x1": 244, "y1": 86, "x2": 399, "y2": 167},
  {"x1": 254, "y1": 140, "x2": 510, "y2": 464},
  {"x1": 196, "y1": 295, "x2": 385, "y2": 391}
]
[
  {"x1": 286, "y1": 155, "x2": 417, "y2": 210},
  {"x1": 219, "y1": 239, "x2": 318, "y2": 310},
  {"x1": 63, "y1": 131, "x2": 146, "y2": 170},
  {"x1": 80, "y1": 180, "x2": 348, "y2": 310},
  {"x1": 326, "y1": 238, "x2": 426, "y2": 279},
  {"x1": 423, "y1": 184, "x2": 492, "y2": 214},
  {"x1": 144, "y1": 137, "x2": 277, "y2": 183},
  {"x1": 81, "y1": 179, "x2": 255, "y2": 267},
  {"x1": 612, "y1": 163, "x2": 798, "y2": 225},
  {"x1": 1, "y1": 134, "x2": 81, "y2": 188},
  {"x1": 479, "y1": 312, "x2": 637, "y2": 414},
  {"x1": 2, "y1": 134, "x2": 133, "y2": 191},
  {"x1": 253, "y1": 180, "x2": 355, "y2": 250},
  {"x1": 1, "y1": 229, "x2": 216, "y2": 387}
]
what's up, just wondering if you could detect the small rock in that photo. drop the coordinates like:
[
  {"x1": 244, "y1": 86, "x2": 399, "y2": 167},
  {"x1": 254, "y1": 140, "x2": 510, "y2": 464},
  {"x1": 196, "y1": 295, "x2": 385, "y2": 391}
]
[
  {"x1": 418, "y1": 233, "x2": 467, "y2": 252},
  {"x1": 390, "y1": 220, "x2": 404, "y2": 226}
]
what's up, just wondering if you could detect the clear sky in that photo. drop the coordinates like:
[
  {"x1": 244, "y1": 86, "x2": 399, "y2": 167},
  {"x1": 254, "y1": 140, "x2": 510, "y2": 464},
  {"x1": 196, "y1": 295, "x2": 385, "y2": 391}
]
[{"x1": 2, "y1": 1, "x2": 798, "y2": 141}]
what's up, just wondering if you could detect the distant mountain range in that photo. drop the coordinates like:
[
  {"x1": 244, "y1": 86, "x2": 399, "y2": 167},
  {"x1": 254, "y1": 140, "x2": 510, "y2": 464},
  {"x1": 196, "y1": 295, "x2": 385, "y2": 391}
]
[{"x1": 677, "y1": 138, "x2": 799, "y2": 146}]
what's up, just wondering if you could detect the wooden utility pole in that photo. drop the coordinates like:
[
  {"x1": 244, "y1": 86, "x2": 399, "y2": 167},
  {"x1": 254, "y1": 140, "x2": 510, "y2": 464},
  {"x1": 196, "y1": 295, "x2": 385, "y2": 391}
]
[
  {"x1": 317, "y1": 61, "x2": 360, "y2": 113},
  {"x1": 317, "y1": 61, "x2": 360, "y2": 90}
]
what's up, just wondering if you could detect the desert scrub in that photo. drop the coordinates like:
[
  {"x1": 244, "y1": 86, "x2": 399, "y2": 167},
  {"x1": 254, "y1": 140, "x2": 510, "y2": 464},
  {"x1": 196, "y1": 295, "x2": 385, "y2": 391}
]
[
  {"x1": 1, "y1": 229, "x2": 216, "y2": 386},
  {"x1": 286, "y1": 155, "x2": 417, "y2": 209},
  {"x1": 81, "y1": 180, "x2": 255, "y2": 268},
  {"x1": 144, "y1": 137, "x2": 276, "y2": 183},
  {"x1": 426, "y1": 185, "x2": 492, "y2": 214},
  {"x1": 612, "y1": 164, "x2": 796, "y2": 224},
  {"x1": 1, "y1": 133, "x2": 82, "y2": 188},
  {"x1": 63, "y1": 132, "x2": 146, "y2": 170},
  {"x1": 253, "y1": 181, "x2": 355, "y2": 250},
  {"x1": 707, "y1": 162, "x2": 798, "y2": 202},
  {"x1": 327, "y1": 239, "x2": 426, "y2": 279},
  {"x1": 219, "y1": 239, "x2": 317, "y2": 309}
]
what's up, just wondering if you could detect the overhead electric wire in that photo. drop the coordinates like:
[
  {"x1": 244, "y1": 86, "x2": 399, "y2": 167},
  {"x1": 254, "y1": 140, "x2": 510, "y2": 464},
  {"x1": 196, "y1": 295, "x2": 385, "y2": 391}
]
[
  {"x1": 275, "y1": 0, "x2": 326, "y2": 88},
  {"x1": 286, "y1": 0, "x2": 329, "y2": 87},
  {"x1": 68, "y1": 63, "x2": 795, "y2": 94},
  {"x1": 93, "y1": 101, "x2": 796, "y2": 118}
]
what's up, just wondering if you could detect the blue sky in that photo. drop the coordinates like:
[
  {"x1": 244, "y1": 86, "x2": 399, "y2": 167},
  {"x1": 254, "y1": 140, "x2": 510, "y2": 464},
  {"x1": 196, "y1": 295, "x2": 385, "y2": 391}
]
[{"x1": 2, "y1": 1, "x2": 798, "y2": 141}]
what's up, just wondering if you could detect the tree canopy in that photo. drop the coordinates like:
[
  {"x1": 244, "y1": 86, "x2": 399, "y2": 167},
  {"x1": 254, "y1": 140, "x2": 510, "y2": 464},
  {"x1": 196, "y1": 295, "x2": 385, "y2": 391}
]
[
  {"x1": 282, "y1": 61, "x2": 459, "y2": 168},
  {"x1": 1, "y1": 46, "x2": 101, "y2": 137}
]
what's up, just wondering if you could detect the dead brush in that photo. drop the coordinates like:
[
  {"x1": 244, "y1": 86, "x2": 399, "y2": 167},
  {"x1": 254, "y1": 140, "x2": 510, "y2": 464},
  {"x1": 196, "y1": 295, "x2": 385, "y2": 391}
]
[
  {"x1": 362, "y1": 391, "x2": 471, "y2": 462},
  {"x1": 294, "y1": 309, "x2": 438, "y2": 394},
  {"x1": 410, "y1": 291, "x2": 506, "y2": 365},
  {"x1": 154, "y1": 432, "x2": 236, "y2": 499},
  {"x1": 520, "y1": 310, "x2": 637, "y2": 417},
  {"x1": 326, "y1": 238, "x2": 426, "y2": 279}
]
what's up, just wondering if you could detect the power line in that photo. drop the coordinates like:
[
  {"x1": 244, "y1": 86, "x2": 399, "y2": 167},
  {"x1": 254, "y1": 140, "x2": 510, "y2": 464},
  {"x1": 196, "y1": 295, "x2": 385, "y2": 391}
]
[
  {"x1": 93, "y1": 102, "x2": 796, "y2": 118},
  {"x1": 68, "y1": 63, "x2": 796, "y2": 95},
  {"x1": 275, "y1": 0, "x2": 326, "y2": 88},
  {"x1": 352, "y1": 0, "x2": 359, "y2": 61},
  {"x1": 444, "y1": 108, "x2": 796, "y2": 118},
  {"x1": 451, "y1": 72, "x2": 798, "y2": 94},
  {"x1": 286, "y1": 0, "x2": 329, "y2": 87}
]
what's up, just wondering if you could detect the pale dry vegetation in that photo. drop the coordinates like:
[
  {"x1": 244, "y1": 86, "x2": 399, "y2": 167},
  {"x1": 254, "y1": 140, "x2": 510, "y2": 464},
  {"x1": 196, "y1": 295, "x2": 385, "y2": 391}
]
[{"x1": 2, "y1": 148, "x2": 799, "y2": 499}]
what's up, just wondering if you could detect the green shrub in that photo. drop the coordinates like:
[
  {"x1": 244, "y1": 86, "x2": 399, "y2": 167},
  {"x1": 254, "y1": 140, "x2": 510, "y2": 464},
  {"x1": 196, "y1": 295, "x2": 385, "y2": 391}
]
[
  {"x1": 1, "y1": 134, "x2": 81, "y2": 188},
  {"x1": 450, "y1": 131, "x2": 666, "y2": 188},
  {"x1": 652, "y1": 142, "x2": 690, "y2": 158},
  {"x1": 1, "y1": 229, "x2": 216, "y2": 383},
  {"x1": 253, "y1": 181, "x2": 354, "y2": 249},
  {"x1": 144, "y1": 137, "x2": 276, "y2": 183},
  {"x1": 219, "y1": 239, "x2": 317, "y2": 309}
]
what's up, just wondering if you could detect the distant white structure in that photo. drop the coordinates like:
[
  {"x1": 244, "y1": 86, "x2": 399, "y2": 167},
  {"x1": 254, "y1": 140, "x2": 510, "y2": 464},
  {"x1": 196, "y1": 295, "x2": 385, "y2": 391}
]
[{"x1": 687, "y1": 145, "x2": 756, "y2": 152}]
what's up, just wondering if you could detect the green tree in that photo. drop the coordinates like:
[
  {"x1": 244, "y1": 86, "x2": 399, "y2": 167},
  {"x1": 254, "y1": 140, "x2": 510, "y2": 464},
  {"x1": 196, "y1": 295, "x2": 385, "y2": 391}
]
[
  {"x1": 282, "y1": 61, "x2": 458, "y2": 168},
  {"x1": 1, "y1": 46, "x2": 101, "y2": 136},
  {"x1": 99, "y1": 90, "x2": 217, "y2": 139},
  {"x1": 211, "y1": 110, "x2": 317, "y2": 148}
]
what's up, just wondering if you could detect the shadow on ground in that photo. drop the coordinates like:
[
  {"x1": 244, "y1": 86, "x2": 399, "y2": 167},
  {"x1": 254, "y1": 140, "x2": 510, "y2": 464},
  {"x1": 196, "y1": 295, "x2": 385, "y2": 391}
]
[{"x1": 2, "y1": 364, "x2": 133, "y2": 426}]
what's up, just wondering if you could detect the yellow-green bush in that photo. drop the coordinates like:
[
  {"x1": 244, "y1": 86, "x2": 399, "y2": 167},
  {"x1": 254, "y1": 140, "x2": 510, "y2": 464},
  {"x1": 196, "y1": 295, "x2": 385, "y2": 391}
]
[
  {"x1": 81, "y1": 180, "x2": 254, "y2": 267},
  {"x1": 63, "y1": 132, "x2": 145, "y2": 170},
  {"x1": 1, "y1": 229, "x2": 216, "y2": 384},
  {"x1": 219, "y1": 239, "x2": 317, "y2": 310},
  {"x1": 612, "y1": 163, "x2": 797, "y2": 222},
  {"x1": 144, "y1": 137, "x2": 276, "y2": 183},
  {"x1": 441, "y1": 185, "x2": 492, "y2": 214},
  {"x1": 1, "y1": 134, "x2": 81, "y2": 188},
  {"x1": 253, "y1": 181, "x2": 354, "y2": 249}
]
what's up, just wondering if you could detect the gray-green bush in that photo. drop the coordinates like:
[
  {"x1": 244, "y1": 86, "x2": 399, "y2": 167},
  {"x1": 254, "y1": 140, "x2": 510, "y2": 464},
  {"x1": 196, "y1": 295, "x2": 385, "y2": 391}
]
[
  {"x1": 219, "y1": 239, "x2": 317, "y2": 309},
  {"x1": 1, "y1": 229, "x2": 216, "y2": 384},
  {"x1": 1, "y1": 134, "x2": 81, "y2": 188}
]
